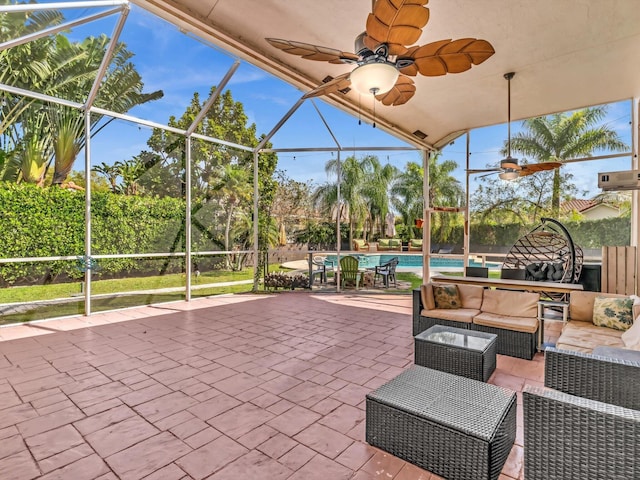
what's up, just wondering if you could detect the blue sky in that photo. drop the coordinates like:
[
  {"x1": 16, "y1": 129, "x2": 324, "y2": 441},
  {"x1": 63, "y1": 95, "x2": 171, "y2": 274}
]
[{"x1": 31, "y1": 2, "x2": 634, "y2": 196}]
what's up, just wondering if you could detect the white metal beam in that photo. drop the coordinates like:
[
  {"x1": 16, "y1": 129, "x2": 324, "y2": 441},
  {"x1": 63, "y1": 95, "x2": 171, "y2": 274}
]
[
  {"x1": 0, "y1": 1, "x2": 128, "y2": 13},
  {"x1": 84, "y1": 5, "x2": 130, "y2": 110},
  {"x1": 0, "y1": 7, "x2": 125, "y2": 52}
]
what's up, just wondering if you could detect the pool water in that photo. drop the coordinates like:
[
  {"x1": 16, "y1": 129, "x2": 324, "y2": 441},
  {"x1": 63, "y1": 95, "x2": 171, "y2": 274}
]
[{"x1": 326, "y1": 254, "x2": 499, "y2": 269}]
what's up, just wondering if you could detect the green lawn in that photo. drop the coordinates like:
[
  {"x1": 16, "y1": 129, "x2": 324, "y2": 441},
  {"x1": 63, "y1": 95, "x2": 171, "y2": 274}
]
[
  {"x1": 0, "y1": 265, "x2": 421, "y2": 326},
  {"x1": 0, "y1": 267, "x2": 280, "y2": 304}
]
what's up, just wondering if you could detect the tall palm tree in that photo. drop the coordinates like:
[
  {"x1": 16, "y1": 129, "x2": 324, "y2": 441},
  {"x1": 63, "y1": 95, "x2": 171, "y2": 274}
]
[
  {"x1": 507, "y1": 106, "x2": 628, "y2": 216},
  {"x1": 390, "y1": 162, "x2": 423, "y2": 238},
  {"x1": 360, "y1": 157, "x2": 397, "y2": 238},
  {"x1": 313, "y1": 155, "x2": 381, "y2": 247},
  {"x1": 391, "y1": 155, "x2": 464, "y2": 242},
  {"x1": 314, "y1": 156, "x2": 361, "y2": 247}
]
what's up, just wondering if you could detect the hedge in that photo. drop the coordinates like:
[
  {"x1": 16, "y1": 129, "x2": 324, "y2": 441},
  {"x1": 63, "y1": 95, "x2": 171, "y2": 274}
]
[
  {"x1": 0, "y1": 183, "x2": 631, "y2": 285},
  {"x1": 0, "y1": 183, "x2": 186, "y2": 285},
  {"x1": 439, "y1": 217, "x2": 630, "y2": 251}
]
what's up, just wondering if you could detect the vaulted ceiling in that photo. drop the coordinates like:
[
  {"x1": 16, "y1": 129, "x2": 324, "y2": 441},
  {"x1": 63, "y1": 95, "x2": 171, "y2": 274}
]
[{"x1": 133, "y1": 0, "x2": 640, "y2": 150}]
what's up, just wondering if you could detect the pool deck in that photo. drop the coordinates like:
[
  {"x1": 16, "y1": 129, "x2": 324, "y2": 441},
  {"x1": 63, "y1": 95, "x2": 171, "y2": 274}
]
[{"x1": 0, "y1": 292, "x2": 555, "y2": 479}]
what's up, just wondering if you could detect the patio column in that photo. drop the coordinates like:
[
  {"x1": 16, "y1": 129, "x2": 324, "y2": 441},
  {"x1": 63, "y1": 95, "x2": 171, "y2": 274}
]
[
  {"x1": 185, "y1": 136, "x2": 192, "y2": 301},
  {"x1": 422, "y1": 149, "x2": 430, "y2": 282},
  {"x1": 464, "y1": 132, "x2": 471, "y2": 269},
  {"x1": 632, "y1": 97, "x2": 639, "y2": 293},
  {"x1": 83, "y1": 109, "x2": 92, "y2": 315},
  {"x1": 336, "y1": 149, "x2": 342, "y2": 292}
]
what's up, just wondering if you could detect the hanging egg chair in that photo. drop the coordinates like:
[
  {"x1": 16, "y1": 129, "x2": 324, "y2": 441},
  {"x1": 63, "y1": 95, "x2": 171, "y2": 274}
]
[{"x1": 502, "y1": 218, "x2": 583, "y2": 298}]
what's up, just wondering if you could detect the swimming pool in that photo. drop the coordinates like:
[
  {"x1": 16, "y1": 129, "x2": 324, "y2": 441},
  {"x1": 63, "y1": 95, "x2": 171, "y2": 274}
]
[{"x1": 326, "y1": 254, "x2": 500, "y2": 269}]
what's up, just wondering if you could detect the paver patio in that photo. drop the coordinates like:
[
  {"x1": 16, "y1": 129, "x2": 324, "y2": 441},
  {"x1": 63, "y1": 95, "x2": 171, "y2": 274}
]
[{"x1": 0, "y1": 292, "x2": 559, "y2": 479}]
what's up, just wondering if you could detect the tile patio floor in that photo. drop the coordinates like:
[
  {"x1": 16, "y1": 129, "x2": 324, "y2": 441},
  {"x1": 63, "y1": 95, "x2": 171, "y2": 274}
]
[{"x1": 0, "y1": 292, "x2": 562, "y2": 480}]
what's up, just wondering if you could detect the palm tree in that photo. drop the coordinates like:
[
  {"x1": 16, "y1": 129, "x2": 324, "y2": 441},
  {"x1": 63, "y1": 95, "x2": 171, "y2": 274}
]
[
  {"x1": 0, "y1": 12, "x2": 163, "y2": 186},
  {"x1": 391, "y1": 155, "x2": 464, "y2": 242},
  {"x1": 46, "y1": 36, "x2": 163, "y2": 186},
  {"x1": 92, "y1": 162, "x2": 120, "y2": 192},
  {"x1": 313, "y1": 155, "x2": 378, "y2": 247},
  {"x1": 507, "y1": 106, "x2": 628, "y2": 216},
  {"x1": 360, "y1": 157, "x2": 397, "y2": 238},
  {"x1": 390, "y1": 162, "x2": 423, "y2": 238}
]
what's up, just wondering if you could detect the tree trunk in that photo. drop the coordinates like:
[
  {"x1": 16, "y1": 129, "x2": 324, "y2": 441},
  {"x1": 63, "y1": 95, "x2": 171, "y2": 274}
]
[{"x1": 551, "y1": 169, "x2": 561, "y2": 217}]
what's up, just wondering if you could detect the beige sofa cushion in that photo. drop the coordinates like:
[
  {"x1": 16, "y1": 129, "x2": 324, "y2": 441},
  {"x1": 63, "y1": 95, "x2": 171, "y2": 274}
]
[
  {"x1": 556, "y1": 320, "x2": 625, "y2": 353},
  {"x1": 569, "y1": 291, "x2": 636, "y2": 322},
  {"x1": 480, "y1": 289, "x2": 539, "y2": 318},
  {"x1": 421, "y1": 283, "x2": 484, "y2": 311},
  {"x1": 473, "y1": 312, "x2": 538, "y2": 333},
  {"x1": 420, "y1": 284, "x2": 436, "y2": 310},
  {"x1": 457, "y1": 284, "x2": 484, "y2": 310},
  {"x1": 420, "y1": 308, "x2": 479, "y2": 324}
]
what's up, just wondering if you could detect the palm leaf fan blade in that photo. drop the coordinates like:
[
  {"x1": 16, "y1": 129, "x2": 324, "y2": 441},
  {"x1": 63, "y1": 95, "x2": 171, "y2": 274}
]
[
  {"x1": 303, "y1": 73, "x2": 351, "y2": 99},
  {"x1": 375, "y1": 76, "x2": 415, "y2": 106},
  {"x1": 409, "y1": 39, "x2": 495, "y2": 76},
  {"x1": 265, "y1": 38, "x2": 358, "y2": 63},
  {"x1": 365, "y1": 0, "x2": 429, "y2": 55}
]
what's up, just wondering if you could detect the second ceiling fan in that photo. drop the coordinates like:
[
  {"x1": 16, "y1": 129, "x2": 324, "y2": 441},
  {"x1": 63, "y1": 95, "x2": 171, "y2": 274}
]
[
  {"x1": 266, "y1": 0, "x2": 496, "y2": 106},
  {"x1": 468, "y1": 72, "x2": 562, "y2": 180}
]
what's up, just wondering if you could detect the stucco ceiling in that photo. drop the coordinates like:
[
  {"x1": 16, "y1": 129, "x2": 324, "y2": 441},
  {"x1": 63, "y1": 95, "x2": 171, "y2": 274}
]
[{"x1": 132, "y1": 0, "x2": 640, "y2": 150}]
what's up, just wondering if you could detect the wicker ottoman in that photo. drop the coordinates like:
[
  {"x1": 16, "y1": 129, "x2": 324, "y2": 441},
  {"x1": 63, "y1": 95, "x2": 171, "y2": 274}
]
[
  {"x1": 366, "y1": 366, "x2": 516, "y2": 480},
  {"x1": 415, "y1": 325, "x2": 497, "y2": 382}
]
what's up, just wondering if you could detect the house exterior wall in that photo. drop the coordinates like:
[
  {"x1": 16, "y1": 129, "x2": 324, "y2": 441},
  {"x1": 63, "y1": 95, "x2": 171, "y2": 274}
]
[{"x1": 582, "y1": 204, "x2": 620, "y2": 221}]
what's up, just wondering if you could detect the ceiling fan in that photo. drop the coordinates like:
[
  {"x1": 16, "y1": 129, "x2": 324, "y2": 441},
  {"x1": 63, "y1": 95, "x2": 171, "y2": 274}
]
[
  {"x1": 468, "y1": 72, "x2": 562, "y2": 180},
  {"x1": 265, "y1": 0, "x2": 495, "y2": 106}
]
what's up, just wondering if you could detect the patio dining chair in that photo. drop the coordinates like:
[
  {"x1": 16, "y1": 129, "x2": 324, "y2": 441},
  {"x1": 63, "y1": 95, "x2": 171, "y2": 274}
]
[
  {"x1": 374, "y1": 257, "x2": 399, "y2": 288},
  {"x1": 340, "y1": 255, "x2": 362, "y2": 289},
  {"x1": 312, "y1": 255, "x2": 334, "y2": 284}
]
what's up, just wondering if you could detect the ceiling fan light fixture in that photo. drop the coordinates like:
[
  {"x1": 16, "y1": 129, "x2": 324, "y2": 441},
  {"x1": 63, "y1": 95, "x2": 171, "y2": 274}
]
[
  {"x1": 349, "y1": 62, "x2": 399, "y2": 96},
  {"x1": 499, "y1": 169, "x2": 519, "y2": 180}
]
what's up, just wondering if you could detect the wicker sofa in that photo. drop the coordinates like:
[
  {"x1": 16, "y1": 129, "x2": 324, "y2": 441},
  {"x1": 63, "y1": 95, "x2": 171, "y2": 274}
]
[
  {"x1": 544, "y1": 346, "x2": 640, "y2": 410},
  {"x1": 555, "y1": 290, "x2": 639, "y2": 353},
  {"x1": 523, "y1": 384, "x2": 639, "y2": 480},
  {"x1": 541, "y1": 289, "x2": 640, "y2": 411},
  {"x1": 413, "y1": 283, "x2": 540, "y2": 360}
]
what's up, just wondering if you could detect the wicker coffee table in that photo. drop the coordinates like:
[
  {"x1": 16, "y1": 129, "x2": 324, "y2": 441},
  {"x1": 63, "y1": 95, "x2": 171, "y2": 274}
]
[
  {"x1": 415, "y1": 325, "x2": 497, "y2": 382},
  {"x1": 366, "y1": 366, "x2": 516, "y2": 480}
]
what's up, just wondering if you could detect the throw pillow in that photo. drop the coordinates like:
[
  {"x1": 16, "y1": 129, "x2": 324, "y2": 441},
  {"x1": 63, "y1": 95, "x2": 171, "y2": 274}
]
[
  {"x1": 592, "y1": 296, "x2": 634, "y2": 331},
  {"x1": 622, "y1": 315, "x2": 640, "y2": 349},
  {"x1": 433, "y1": 284, "x2": 461, "y2": 309}
]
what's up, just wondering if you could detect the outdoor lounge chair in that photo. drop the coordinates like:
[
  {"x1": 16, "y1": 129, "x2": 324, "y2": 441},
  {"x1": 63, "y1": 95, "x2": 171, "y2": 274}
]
[
  {"x1": 374, "y1": 257, "x2": 399, "y2": 288},
  {"x1": 340, "y1": 255, "x2": 361, "y2": 289},
  {"x1": 407, "y1": 239, "x2": 422, "y2": 251},
  {"x1": 352, "y1": 239, "x2": 369, "y2": 251}
]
